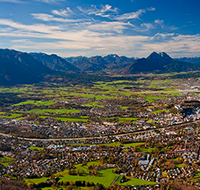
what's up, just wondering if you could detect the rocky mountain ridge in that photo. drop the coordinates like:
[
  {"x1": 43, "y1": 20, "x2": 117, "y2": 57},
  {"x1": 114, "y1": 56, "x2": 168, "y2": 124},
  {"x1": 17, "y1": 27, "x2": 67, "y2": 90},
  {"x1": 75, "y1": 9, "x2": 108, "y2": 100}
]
[{"x1": 0, "y1": 48, "x2": 200, "y2": 85}]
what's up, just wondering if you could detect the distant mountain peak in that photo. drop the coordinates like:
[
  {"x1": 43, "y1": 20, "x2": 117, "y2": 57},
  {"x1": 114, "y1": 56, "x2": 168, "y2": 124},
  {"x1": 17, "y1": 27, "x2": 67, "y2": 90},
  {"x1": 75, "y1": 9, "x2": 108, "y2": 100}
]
[
  {"x1": 146, "y1": 51, "x2": 160, "y2": 60},
  {"x1": 147, "y1": 51, "x2": 173, "y2": 64},
  {"x1": 123, "y1": 51, "x2": 175, "y2": 74},
  {"x1": 110, "y1": 54, "x2": 119, "y2": 57},
  {"x1": 159, "y1": 52, "x2": 173, "y2": 60},
  {"x1": 148, "y1": 51, "x2": 159, "y2": 56},
  {"x1": 103, "y1": 54, "x2": 120, "y2": 59}
]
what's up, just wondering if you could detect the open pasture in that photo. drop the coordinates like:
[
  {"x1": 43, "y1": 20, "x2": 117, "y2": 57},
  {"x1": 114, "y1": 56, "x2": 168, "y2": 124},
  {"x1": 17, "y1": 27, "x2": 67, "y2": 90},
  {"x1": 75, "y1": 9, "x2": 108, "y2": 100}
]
[{"x1": 115, "y1": 175, "x2": 156, "y2": 186}]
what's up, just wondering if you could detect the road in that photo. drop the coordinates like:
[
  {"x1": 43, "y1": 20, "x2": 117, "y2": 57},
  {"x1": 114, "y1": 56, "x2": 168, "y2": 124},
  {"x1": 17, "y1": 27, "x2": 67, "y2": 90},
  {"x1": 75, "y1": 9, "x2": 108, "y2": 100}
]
[{"x1": 0, "y1": 120, "x2": 199, "y2": 141}]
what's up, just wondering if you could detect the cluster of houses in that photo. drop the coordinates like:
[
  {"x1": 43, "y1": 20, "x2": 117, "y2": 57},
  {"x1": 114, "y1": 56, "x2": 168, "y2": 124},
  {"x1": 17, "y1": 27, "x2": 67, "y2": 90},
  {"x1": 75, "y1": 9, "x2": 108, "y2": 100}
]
[
  {"x1": 0, "y1": 117, "x2": 159, "y2": 139},
  {"x1": 1, "y1": 120, "x2": 200, "y2": 188}
]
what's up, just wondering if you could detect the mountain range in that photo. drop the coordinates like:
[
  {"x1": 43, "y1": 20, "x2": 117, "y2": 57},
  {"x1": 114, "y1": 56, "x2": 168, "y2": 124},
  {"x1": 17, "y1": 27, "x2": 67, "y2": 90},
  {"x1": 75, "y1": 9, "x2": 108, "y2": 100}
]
[
  {"x1": 71, "y1": 54, "x2": 136, "y2": 73},
  {"x1": 0, "y1": 48, "x2": 200, "y2": 85},
  {"x1": 122, "y1": 52, "x2": 200, "y2": 74},
  {"x1": 29, "y1": 52, "x2": 80, "y2": 72},
  {"x1": 175, "y1": 57, "x2": 200, "y2": 64},
  {"x1": 69, "y1": 52, "x2": 200, "y2": 74},
  {"x1": 65, "y1": 56, "x2": 87, "y2": 64}
]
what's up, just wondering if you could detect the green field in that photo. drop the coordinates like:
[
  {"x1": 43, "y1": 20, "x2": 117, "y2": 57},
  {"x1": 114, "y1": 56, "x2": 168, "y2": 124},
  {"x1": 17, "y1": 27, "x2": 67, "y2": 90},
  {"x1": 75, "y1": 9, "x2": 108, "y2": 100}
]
[
  {"x1": 118, "y1": 117, "x2": 139, "y2": 123},
  {"x1": 151, "y1": 110, "x2": 169, "y2": 114},
  {"x1": 25, "y1": 109, "x2": 80, "y2": 114},
  {"x1": 40, "y1": 188, "x2": 55, "y2": 190},
  {"x1": 175, "y1": 163, "x2": 184, "y2": 168},
  {"x1": 26, "y1": 160, "x2": 117, "y2": 187},
  {"x1": 69, "y1": 142, "x2": 145, "y2": 148},
  {"x1": 196, "y1": 173, "x2": 200, "y2": 177},
  {"x1": 25, "y1": 160, "x2": 114, "y2": 187},
  {"x1": 54, "y1": 117, "x2": 88, "y2": 122},
  {"x1": 14, "y1": 100, "x2": 55, "y2": 106},
  {"x1": 0, "y1": 156, "x2": 15, "y2": 166},
  {"x1": 29, "y1": 146, "x2": 44, "y2": 151},
  {"x1": 39, "y1": 116, "x2": 88, "y2": 122},
  {"x1": 58, "y1": 168, "x2": 118, "y2": 187},
  {"x1": 25, "y1": 177, "x2": 49, "y2": 184},
  {"x1": 115, "y1": 175, "x2": 156, "y2": 186},
  {"x1": 95, "y1": 142, "x2": 145, "y2": 147},
  {"x1": 0, "y1": 113, "x2": 22, "y2": 119},
  {"x1": 123, "y1": 142, "x2": 145, "y2": 147},
  {"x1": 135, "y1": 147, "x2": 154, "y2": 153},
  {"x1": 150, "y1": 79, "x2": 174, "y2": 85},
  {"x1": 63, "y1": 92, "x2": 119, "y2": 100}
]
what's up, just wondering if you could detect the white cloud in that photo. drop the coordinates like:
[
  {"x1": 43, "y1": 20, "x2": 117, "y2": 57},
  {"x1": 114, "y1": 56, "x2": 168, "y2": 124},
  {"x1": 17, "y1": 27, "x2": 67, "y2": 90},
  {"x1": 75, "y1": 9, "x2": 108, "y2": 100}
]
[
  {"x1": 0, "y1": 27, "x2": 13, "y2": 32},
  {"x1": 150, "y1": 32, "x2": 175, "y2": 41},
  {"x1": 150, "y1": 32, "x2": 175, "y2": 40},
  {"x1": 3, "y1": 19, "x2": 200, "y2": 57},
  {"x1": 154, "y1": 19, "x2": 164, "y2": 28},
  {"x1": 52, "y1": 7, "x2": 72, "y2": 17},
  {"x1": 115, "y1": 9, "x2": 146, "y2": 20},
  {"x1": 0, "y1": 19, "x2": 109, "y2": 42},
  {"x1": 115, "y1": 7, "x2": 155, "y2": 21},
  {"x1": 32, "y1": 13, "x2": 87, "y2": 22},
  {"x1": 143, "y1": 34, "x2": 200, "y2": 57},
  {"x1": 11, "y1": 39, "x2": 30, "y2": 43},
  {"x1": 13, "y1": 32, "x2": 200, "y2": 57},
  {"x1": 100, "y1": 4, "x2": 118, "y2": 13},
  {"x1": 86, "y1": 21, "x2": 130, "y2": 33},
  {"x1": 0, "y1": 18, "x2": 61, "y2": 33},
  {"x1": 154, "y1": 19, "x2": 163, "y2": 25},
  {"x1": 77, "y1": 4, "x2": 118, "y2": 18},
  {"x1": 170, "y1": 25, "x2": 179, "y2": 30},
  {"x1": 147, "y1": 7, "x2": 155, "y2": 11},
  {"x1": 141, "y1": 23, "x2": 155, "y2": 30},
  {"x1": 10, "y1": 34, "x2": 149, "y2": 57},
  {"x1": 0, "y1": 18, "x2": 149, "y2": 56}
]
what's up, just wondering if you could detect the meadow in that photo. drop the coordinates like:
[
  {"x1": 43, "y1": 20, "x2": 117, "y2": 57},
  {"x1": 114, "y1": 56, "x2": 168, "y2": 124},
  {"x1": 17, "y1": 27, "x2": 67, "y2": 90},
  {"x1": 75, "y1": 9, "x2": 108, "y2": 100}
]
[
  {"x1": 25, "y1": 159, "x2": 156, "y2": 188},
  {"x1": 115, "y1": 175, "x2": 156, "y2": 186},
  {"x1": 0, "y1": 77, "x2": 192, "y2": 134},
  {"x1": 0, "y1": 156, "x2": 15, "y2": 166}
]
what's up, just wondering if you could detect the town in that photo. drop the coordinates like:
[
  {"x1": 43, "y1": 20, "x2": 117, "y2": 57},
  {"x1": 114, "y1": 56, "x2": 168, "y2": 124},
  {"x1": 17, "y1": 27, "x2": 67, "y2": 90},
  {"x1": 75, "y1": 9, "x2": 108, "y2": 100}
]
[{"x1": 1, "y1": 75, "x2": 200, "y2": 189}]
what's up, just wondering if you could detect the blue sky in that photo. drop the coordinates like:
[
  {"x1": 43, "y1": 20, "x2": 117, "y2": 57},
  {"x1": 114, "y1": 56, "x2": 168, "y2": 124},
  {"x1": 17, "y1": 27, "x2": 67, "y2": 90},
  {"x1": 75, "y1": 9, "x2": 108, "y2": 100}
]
[{"x1": 0, "y1": 0, "x2": 199, "y2": 58}]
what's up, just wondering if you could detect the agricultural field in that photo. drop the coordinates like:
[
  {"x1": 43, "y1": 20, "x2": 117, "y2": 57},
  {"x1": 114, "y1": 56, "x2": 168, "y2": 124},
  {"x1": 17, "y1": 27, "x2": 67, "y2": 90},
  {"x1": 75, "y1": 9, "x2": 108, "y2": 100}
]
[
  {"x1": 29, "y1": 146, "x2": 44, "y2": 151},
  {"x1": 0, "y1": 156, "x2": 15, "y2": 166},
  {"x1": 0, "y1": 74, "x2": 199, "y2": 139},
  {"x1": 58, "y1": 168, "x2": 118, "y2": 187},
  {"x1": 115, "y1": 175, "x2": 157, "y2": 186}
]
